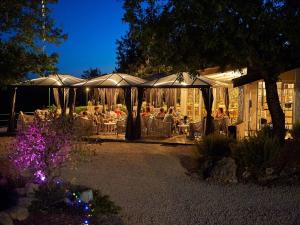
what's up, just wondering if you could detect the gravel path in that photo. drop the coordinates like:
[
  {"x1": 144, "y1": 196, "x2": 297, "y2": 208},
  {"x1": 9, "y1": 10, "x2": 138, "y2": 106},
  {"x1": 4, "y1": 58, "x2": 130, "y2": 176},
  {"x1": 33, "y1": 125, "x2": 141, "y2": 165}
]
[{"x1": 62, "y1": 142, "x2": 300, "y2": 225}]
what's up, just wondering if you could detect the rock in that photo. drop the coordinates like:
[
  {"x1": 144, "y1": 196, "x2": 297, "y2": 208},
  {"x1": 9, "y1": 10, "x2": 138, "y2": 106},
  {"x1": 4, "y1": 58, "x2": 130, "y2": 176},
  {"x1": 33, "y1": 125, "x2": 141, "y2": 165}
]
[
  {"x1": 242, "y1": 170, "x2": 251, "y2": 180},
  {"x1": 96, "y1": 215, "x2": 124, "y2": 225},
  {"x1": 80, "y1": 190, "x2": 93, "y2": 203},
  {"x1": 25, "y1": 183, "x2": 38, "y2": 195},
  {"x1": 202, "y1": 159, "x2": 214, "y2": 179},
  {"x1": 209, "y1": 157, "x2": 238, "y2": 183},
  {"x1": 265, "y1": 167, "x2": 275, "y2": 176},
  {"x1": 0, "y1": 212, "x2": 13, "y2": 225},
  {"x1": 6, "y1": 206, "x2": 29, "y2": 221},
  {"x1": 15, "y1": 188, "x2": 26, "y2": 196}
]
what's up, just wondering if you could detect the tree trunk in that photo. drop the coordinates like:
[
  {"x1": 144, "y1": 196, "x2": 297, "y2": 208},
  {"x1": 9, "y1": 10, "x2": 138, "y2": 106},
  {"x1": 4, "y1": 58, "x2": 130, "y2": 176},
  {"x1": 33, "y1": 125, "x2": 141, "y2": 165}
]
[
  {"x1": 7, "y1": 87, "x2": 17, "y2": 133},
  {"x1": 264, "y1": 78, "x2": 285, "y2": 144}
]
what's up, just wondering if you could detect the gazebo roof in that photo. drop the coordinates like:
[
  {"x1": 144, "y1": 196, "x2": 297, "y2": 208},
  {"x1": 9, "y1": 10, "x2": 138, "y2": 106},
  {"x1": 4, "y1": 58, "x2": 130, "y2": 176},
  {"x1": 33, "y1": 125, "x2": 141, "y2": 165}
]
[
  {"x1": 75, "y1": 73, "x2": 147, "y2": 88},
  {"x1": 13, "y1": 74, "x2": 84, "y2": 87},
  {"x1": 140, "y1": 72, "x2": 214, "y2": 88}
]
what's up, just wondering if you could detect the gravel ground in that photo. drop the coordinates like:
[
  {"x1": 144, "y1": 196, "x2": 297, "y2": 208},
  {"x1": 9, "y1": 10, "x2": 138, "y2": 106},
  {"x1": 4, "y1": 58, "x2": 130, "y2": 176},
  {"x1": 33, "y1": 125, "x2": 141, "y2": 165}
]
[{"x1": 61, "y1": 142, "x2": 300, "y2": 225}]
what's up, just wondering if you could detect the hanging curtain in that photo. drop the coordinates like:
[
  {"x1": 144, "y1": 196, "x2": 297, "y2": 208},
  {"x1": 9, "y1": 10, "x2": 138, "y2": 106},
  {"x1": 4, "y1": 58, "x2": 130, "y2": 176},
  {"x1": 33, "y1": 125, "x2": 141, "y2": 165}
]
[
  {"x1": 157, "y1": 89, "x2": 163, "y2": 107},
  {"x1": 134, "y1": 87, "x2": 145, "y2": 139},
  {"x1": 69, "y1": 88, "x2": 77, "y2": 117},
  {"x1": 131, "y1": 88, "x2": 137, "y2": 107},
  {"x1": 62, "y1": 88, "x2": 69, "y2": 115},
  {"x1": 201, "y1": 87, "x2": 214, "y2": 135},
  {"x1": 93, "y1": 88, "x2": 100, "y2": 104},
  {"x1": 124, "y1": 87, "x2": 134, "y2": 140},
  {"x1": 7, "y1": 87, "x2": 17, "y2": 132},
  {"x1": 224, "y1": 87, "x2": 229, "y2": 115},
  {"x1": 99, "y1": 88, "x2": 106, "y2": 112},
  {"x1": 106, "y1": 88, "x2": 115, "y2": 111},
  {"x1": 149, "y1": 89, "x2": 153, "y2": 106},
  {"x1": 114, "y1": 88, "x2": 120, "y2": 108},
  {"x1": 53, "y1": 88, "x2": 61, "y2": 108}
]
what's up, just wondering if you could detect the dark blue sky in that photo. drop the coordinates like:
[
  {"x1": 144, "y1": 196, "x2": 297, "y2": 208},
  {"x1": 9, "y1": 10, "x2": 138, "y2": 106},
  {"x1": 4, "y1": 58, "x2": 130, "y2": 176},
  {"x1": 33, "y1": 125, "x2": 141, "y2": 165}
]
[{"x1": 47, "y1": 0, "x2": 128, "y2": 77}]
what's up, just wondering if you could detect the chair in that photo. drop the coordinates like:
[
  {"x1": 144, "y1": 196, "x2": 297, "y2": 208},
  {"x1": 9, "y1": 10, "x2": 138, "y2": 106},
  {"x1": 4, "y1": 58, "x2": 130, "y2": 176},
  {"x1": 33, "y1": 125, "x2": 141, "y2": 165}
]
[
  {"x1": 116, "y1": 119, "x2": 126, "y2": 136},
  {"x1": 188, "y1": 120, "x2": 204, "y2": 139},
  {"x1": 17, "y1": 111, "x2": 34, "y2": 131},
  {"x1": 149, "y1": 119, "x2": 172, "y2": 138},
  {"x1": 73, "y1": 117, "x2": 95, "y2": 136}
]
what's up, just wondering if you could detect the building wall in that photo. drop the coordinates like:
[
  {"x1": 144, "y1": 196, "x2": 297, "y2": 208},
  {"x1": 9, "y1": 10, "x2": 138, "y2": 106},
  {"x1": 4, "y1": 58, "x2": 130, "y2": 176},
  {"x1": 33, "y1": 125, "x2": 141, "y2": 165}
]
[{"x1": 294, "y1": 68, "x2": 300, "y2": 123}]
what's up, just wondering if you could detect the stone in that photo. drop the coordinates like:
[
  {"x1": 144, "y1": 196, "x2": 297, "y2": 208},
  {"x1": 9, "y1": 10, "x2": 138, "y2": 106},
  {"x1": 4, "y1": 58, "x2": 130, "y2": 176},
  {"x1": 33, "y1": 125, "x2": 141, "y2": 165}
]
[
  {"x1": 0, "y1": 212, "x2": 13, "y2": 225},
  {"x1": 6, "y1": 206, "x2": 29, "y2": 221},
  {"x1": 242, "y1": 170, "x2": 251, "y2": 180},
  {"x1": 265, "y1": 167, "x2": 275, "y2": 176},
  {"x1": 25, "y1": 183, "x2": 38, "y2": 195},
  {"x1": 209, "y1": 157, "x2": 238, "y2": 183},
  {"x1": 80, "y1": 190, "x2": 93, "y2": 203}
]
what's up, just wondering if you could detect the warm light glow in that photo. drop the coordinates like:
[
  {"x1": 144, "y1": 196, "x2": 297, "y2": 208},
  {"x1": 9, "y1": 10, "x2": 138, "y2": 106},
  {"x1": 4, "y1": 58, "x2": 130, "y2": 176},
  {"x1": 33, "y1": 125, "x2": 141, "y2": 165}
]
[{"x1": 86, "y1": 87, "x2": 90, "y2": 92}]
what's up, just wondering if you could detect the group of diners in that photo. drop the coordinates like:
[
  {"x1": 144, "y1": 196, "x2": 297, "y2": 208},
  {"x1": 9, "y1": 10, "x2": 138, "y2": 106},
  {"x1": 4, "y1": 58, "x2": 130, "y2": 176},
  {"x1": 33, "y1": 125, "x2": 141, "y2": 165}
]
[{"x1": 140, "y1": 105, "x2": 189, "y2": 135}]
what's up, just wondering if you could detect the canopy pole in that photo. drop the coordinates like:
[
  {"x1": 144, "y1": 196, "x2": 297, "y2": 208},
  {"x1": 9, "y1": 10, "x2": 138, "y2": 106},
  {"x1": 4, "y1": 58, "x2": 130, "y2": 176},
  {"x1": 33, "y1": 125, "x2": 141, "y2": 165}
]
[
  {"x1": 201, "y1": 87, "x2": 214, "y2": 135},
  {"x1": 124, "y1": 87, "x2": 134, "y2": 140},
  {"x1": 7, "y1": 87, "x2": 17, "y2": 133},
  {"x1": 134, "y1": 87, "x2": 145, "y2": 139},
  {"x1": 48, "y1": 88, "x2": 51, "y2": 108}
]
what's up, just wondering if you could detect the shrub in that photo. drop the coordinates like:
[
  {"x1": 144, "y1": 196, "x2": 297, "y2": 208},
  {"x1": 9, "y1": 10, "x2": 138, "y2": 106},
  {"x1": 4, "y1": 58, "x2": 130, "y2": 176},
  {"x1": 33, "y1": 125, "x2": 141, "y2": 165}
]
[
  {"x1": 0, "y1": 175, "x2": 18, "y2": 211},
  {"x1": 197, "y1": 133, "x2": 235, "y2": 160},
  {"x1": 10, "y1": 121, "x2": 71, "y2": 183},
  {"x1": 291, "y1": 121, "x2": 300, "y2": 140},
  {"x1": 232, "y1": 128, "x2": 281, "y2": 177},
  {"x1": 30, "y1": 182, "x2": 120, "y2": 217},
  {"x1": 75, "y1": 106, "x2": 87, "y2": 114}
]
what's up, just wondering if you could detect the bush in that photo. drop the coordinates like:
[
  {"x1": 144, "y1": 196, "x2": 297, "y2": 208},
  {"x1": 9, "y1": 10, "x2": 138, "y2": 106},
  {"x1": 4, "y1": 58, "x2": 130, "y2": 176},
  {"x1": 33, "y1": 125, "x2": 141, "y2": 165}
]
[
  {"x1": 197, "y1": 133, "x2": 235, "y2": 160},
  {"x1": 30, "y1": 182, "x2": 120, "y2": 217},
  {"x1": 232, "y1": 128, "x2": 281, "y2": 178},
  {"x1": 10, "y1": 121, "x2": 72, "y2": 183},
  {"x1": 75, "y1": 106, "x2": 87, "y2": 114},
  {"x1": 0, "y1": 175, "x2": 18, "y2": 211},
  {"x1": 291, "y1": 121, "x2": 300, "y2": 140}
]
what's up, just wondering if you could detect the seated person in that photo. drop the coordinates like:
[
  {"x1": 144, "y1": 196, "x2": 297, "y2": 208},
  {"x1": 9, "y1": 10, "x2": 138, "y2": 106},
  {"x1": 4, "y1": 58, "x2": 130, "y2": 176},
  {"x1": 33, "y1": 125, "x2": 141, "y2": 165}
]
[
  {"x1": 214, "y1": 107, "x2": 225, "y2": 119},
  {"x1": 81, "y1": 111, "x2": 90, "y2": 120},
  {"x1": 141, "y1": 106, "x2": 151, "y2": 119},
  {"x1": 163, "y1": 108, "x2": 175, "y2": 124},
  {"x1": 156, "y1": 108, "x2": 165, "y2": 120},
  {"x1": 114, "y1": 107, "x2": 123, "y2": 118},
  {"x1": 183, "y1": 116, "x2": 188, "y2": 125}
]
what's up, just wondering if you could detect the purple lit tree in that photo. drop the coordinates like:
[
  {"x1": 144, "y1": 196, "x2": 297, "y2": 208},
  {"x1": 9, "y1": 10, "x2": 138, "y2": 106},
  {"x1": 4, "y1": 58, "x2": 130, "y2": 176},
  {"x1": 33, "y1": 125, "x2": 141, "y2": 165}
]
[{"x1": 10, "y1": 121, "x2": 71, "y2": 183}]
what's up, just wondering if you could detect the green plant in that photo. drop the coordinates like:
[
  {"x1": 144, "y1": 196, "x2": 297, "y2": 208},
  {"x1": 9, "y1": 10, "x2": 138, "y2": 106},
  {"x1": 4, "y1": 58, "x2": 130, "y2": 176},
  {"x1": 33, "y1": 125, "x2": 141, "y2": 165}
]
[
  {"x1": 232, "y1": 129, "x2": 281, "y2": 178},
  {"x1": 291, "y1": 121, "x2": 300, "y2": 140},
  {"x1": 75, "y1": 106, "x2": 87, "y2": 114},
  {"x1": 197, "y1": 133, "x2": 234, "y2": 160},
  {"x1": 92, "y1": 190, "x2": 121, "y2": 215}
]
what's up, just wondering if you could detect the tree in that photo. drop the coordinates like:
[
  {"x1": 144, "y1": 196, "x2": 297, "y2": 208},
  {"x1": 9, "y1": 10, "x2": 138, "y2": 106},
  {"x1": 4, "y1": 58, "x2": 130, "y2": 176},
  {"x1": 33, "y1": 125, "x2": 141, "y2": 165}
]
[
  {"x1": 0, "y1": 0, "x2": 67, "y2": 87},
  {"x1": 81, "y1": 68, "x2": 102, "y2": 79},
  {"x1": 118, "y1": 0, "x2": 300, "y2": 143},
  {"x1": 116, "y1": 0, "x2": 173, "y2": 77}
]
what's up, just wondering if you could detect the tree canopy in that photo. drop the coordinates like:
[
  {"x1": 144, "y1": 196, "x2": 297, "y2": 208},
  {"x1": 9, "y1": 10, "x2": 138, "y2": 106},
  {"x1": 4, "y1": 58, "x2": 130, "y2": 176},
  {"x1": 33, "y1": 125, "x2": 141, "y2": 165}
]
[
  {"x1": 0, "y1": 0, "x2": 67, "y2": 87},
  {"x1": 116, "y1": 0, "x2": 300, "y2": 142},
  {"x1": 81, "y1": 68, "x2": 102, "y2": 79}
]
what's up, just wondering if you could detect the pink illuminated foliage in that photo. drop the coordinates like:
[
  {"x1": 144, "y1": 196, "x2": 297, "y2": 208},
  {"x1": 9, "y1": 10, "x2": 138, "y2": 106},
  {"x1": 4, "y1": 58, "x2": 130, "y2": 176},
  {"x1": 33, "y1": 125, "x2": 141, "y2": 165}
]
[{"x1": 10, "y1": 121, "x2": 72, "y2": 183}]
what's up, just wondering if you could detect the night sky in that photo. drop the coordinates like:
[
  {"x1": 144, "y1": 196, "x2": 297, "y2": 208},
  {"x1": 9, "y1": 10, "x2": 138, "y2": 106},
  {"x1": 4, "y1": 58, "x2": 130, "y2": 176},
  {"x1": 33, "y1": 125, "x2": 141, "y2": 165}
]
[{"x1": 46, "y1": 0, "x2": 128, "y2": 77}]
